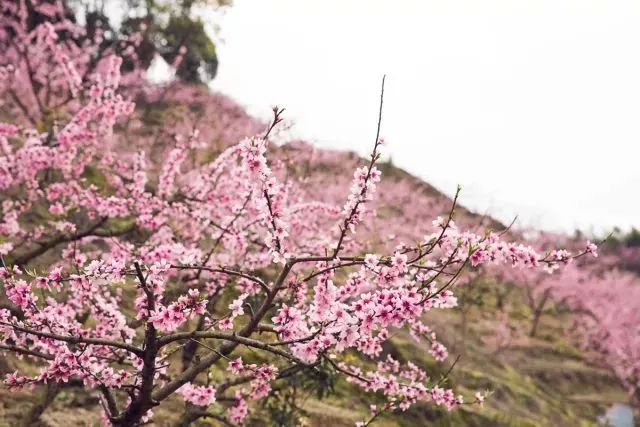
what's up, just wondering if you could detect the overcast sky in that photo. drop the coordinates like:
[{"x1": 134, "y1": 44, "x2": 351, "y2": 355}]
[{"x1": 198, "y1": 0, "x2": 640, "y2": 234}]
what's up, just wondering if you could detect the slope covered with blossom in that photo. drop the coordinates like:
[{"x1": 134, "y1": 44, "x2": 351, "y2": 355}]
[
  {"x1": 0, "y1": 3, "x2": 637, "y2": 426},
  {"x1": 0, "y1": 78, "x2": 631, "y2": 426}
]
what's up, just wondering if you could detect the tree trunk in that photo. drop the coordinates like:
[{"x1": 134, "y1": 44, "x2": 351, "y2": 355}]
[{"x1": 529, "y1": 290, "x2": 551, "y2": 338}]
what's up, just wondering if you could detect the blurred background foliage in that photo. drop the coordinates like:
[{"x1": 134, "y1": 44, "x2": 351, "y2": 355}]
[{"x1": 16, "y1": 0, "x2": 230, "y2": 83}]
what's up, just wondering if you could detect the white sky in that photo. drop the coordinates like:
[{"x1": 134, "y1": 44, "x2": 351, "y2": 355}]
[{"x1": 202, "y1": 0, "x2": 640, "y2": 234}]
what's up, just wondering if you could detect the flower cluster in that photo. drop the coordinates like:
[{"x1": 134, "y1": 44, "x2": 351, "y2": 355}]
[
  {"x1": 341, "y1": 165, "x2": 382, "y2": 234},
  {"x1": 240, "y1": 136, "x2": 290, "y2": 263},
  {"x1": 177, "y1": 383, "x2": 217, "y2": 407},
  {"x1": 150, "y1": 289, "x2": 207, "y2": 333}
]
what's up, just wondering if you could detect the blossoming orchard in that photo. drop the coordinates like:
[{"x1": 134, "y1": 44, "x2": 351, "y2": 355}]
[{"x1": 0, "y1": 1, "x2": 633, "y2": 426}]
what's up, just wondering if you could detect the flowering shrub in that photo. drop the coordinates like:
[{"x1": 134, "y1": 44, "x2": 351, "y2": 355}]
[{"x1": 0, "y1": 2, "x2": 598, "y2": 426}]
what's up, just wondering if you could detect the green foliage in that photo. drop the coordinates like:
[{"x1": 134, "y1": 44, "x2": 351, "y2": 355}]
[
  {"x1": 71, "y1": 0, "x2": 229, "y2": 83},
  {"x1": 160, "y1": 15, "x2": 218, "y2": 82},
  {"x1": 82, "y1": 165, "x2": 109, "y2": 191},
  {"x1": 624, "y1": 228, "x2": 640, "y2": 247},
  {"x1": 255, "y1": 361, "x2": 337, "y2": 427}
]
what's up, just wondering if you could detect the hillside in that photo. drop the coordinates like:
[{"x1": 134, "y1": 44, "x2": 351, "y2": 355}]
[
  {"x1": 2, "y1": 2, "x2": 638, "y2": 425},
  {"x1": 0, "y1": 86, "x2": 631, "y2": 427}
]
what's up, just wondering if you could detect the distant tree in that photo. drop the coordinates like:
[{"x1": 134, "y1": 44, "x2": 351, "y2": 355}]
[
  {"x1": 624, "y1": 227, "x2": 640, "y2": 247},
  {"x1": 3, "y1": 0, "x2": 229, "y2": 84}
]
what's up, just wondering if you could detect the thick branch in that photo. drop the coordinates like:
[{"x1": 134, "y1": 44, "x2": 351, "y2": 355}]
[
  {"x1": 3, "y1": 323, "x2": 143, "y2": 356},
  {"x1": 0, "y1": 344, "x2": 53, "y2": 360}
]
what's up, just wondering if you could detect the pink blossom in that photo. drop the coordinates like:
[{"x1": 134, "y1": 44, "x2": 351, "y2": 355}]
[{"x1": 177, "y1": 383, "x2": 216, "y2": 407}]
